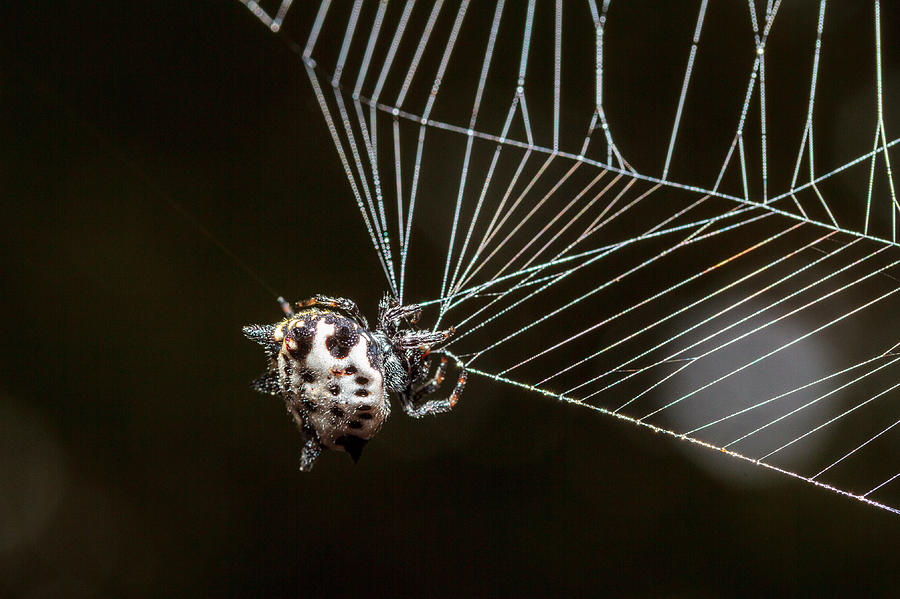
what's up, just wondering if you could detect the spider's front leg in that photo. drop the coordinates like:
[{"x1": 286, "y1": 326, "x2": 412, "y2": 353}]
[
  {"x1": 396, "y1": 328, "x2": 454, "y2": 350},
  {"x1": 378, "y1": 298, "x2": 423, "y2": 334},
  {"x1": 384, "y1": 303, "x2": 422, "y2": 323},
  {"x1": 400, "y1": 391, "x2": 454, "y2": 418},
  {"x1": 295, "y1": 294, "x2": 369, "y2": 328},
  {"x1": 399, "y1": 357, "x2": 468, "y2": 418},
  {"x1": 277, "y1": 296, "x2": 294, "y2": 316}
]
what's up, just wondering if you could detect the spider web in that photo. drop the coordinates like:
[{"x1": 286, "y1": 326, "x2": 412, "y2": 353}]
[{"x1": 239, "y1": 0, "x2": 900, "y2": 514}]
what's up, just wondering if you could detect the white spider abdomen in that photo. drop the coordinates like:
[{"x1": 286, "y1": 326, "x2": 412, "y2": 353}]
[{"x1": 276, "y1": 312, "x2": 388, "y2": 453}]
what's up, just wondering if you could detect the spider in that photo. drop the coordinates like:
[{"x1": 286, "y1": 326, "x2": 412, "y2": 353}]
[{"x1": 243, "y1": 294, "x2": 467, "y2": 471}]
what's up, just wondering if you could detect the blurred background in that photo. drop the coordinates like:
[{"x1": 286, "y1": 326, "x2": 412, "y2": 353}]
[{"x1": 2, "y1": 1, "x2": 900, "y2": 597}]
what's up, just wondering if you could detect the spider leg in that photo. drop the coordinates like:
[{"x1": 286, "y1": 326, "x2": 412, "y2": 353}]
[
  {"x1": 411, "y1": 356, "x2": 449, "y2": 400},
  {"x1": 299, "y1": 436, "x2": 323, "y2": 472},
  {"x1": 294, "y1": 294, "x2": 369, "y2": 328},
  {"x1": 448, "y1": 370, "x2": 467, "y2": 407},
  {"x1": 397, "y1": 327, "x2": 454, "y2": 349},
  {"x1": 277, "y1": 296, "x2": 294, "y2": 316},
  {"x1": 399, "y1": 394, "x2": 454, "y2": 418},
  {"x1": 383, "y1": 303, "x2": 422, "y2": 323},
  {"x1": 399, "y1": 359, "x2": 467, "y2": 418},
  {"x1": 377, "y1": 293, "x2": 397, "y2": 326},
  {"x1": 288, "y1": 401, "x2": 324, "y2": 471}
]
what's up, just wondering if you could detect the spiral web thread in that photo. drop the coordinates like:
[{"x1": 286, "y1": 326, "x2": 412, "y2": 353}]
[{"x1": 240, "y1": 0, "x2": 900, "y2": 515}]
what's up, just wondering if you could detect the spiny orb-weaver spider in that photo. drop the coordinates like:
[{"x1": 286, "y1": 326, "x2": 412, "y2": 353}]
[{"x1": 243, "y1": 294, "x2": 467, "y2": 471}]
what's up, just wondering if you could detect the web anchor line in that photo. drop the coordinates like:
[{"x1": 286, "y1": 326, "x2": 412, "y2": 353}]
[{"x1": 467, "y1": 366, "x2": 900, "y2": 517}]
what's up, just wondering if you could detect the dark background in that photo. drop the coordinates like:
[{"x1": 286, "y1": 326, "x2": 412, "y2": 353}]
[{"x1": 2, "y1": 1, "x2": 899, "y2": 597}]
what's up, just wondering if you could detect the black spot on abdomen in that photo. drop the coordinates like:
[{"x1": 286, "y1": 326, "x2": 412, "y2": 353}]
[
  {"x1": 287, "y1": 324, "x2": 315, "y2": 359},
  {"x1": 326, "y1": 322, "x2": 359, "y2": 359}
]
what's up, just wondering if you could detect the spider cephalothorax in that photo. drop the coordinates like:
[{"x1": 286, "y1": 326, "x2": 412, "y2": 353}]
[{"x1": 243, "y1": 294, "x2": 466, "y2": 471}]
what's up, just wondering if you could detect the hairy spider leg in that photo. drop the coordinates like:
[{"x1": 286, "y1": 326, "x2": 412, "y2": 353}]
[
  {"x1": 277, "y1": 296, "x2": 294, "y2": 316},
  {"x1": 449, "y1": 371, "x2": 467, "y2": 408},
  {"x1": 412, "y1": 356, "x2": 449, "y2": 400},
  {"x1": 396, "y1": 328, "x2": 454, "y2": 350},
  {"x1": 400, "y1": 357, "x2": 467, "y2": 417},
  {"x1": 287, "y1": 400, "x2": 325, "y2": 471},
  {"x1": 299, "y1": 437, "x2": 323, "y2": 472},
  {"x1": 292, "y1": 294, "x2": 369, "y2": 328},
  {"x1": 383, "y1": 303, "x2": 422, "y2": 325}
]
